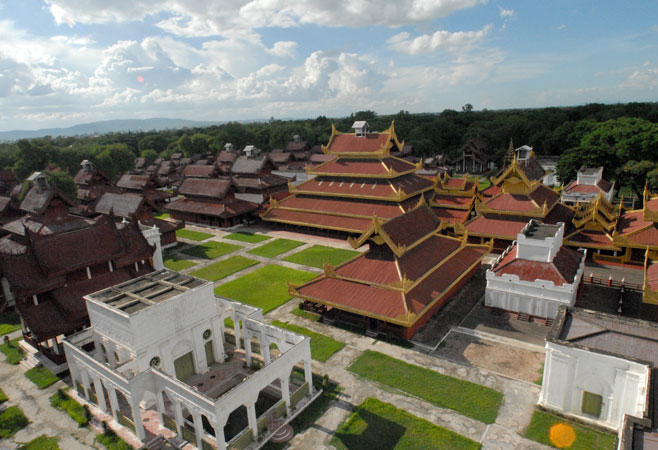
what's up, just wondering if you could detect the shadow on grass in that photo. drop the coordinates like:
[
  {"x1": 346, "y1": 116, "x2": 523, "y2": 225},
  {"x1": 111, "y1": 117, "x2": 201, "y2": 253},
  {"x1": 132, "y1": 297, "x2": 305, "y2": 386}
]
[{"x1": 332, "y1": 409, "x2": 406, "y2": 450}]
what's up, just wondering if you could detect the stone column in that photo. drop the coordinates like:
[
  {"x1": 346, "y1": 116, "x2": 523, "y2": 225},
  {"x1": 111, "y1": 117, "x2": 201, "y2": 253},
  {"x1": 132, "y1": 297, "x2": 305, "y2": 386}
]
[
  {"x1": 173, "y1": 399, "x2": 184, "y2": 435},
  {"x1": 304, "y1": 360, "x2": 314, "y2": 395},
  {"x1": 261, "y1": 334, "x2": 271, "y2": 366},
  {"x1": 233, "y1": 314, "x2": 242, "y2": 350},
  {"x1": 192, "y1": 411, "x2": 205, "y2": 450},
  {"x1": 244, "y1": 331, "x2": 252, "y2": 367},
  {"x1": 80, "y1": 370, "x2": 92, "y2": 401},
  {"x1": 214, "y1": 415, "x2": 228, "y2": 450},
  {"x1": 280, "y1": 375, "x2": 291, "y2": 416},
  {"x1": 107, "y1": 385, "x2": 120, "y2": 423},
  {"x1": 155, "y1": 390, "x2": 166, "y2": 427},
  {"x1": 93, "y1": 377, "x2": 107, "y2": 411},
  {"x1": 130, "y1": 398, "x2": 146, "y2": 441},
  {"x1": 246, "y1": 403, "x2": 258, "y2": 440}
]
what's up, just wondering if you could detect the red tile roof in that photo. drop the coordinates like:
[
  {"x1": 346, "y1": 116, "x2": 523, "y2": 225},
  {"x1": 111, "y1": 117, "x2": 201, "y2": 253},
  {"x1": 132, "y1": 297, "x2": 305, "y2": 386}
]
[
  {"x1": 276, "y1": 195, "x2": 413, "y2": 219},
  {"x1": 262, "y1": 208, "x2": 374, "y2": 233},
  {"x1": 294, "y1": 174, "x2": 432, "y2": 200},
  {"x1": 380, "y1": 205, "x2": 440, "y2": 250},
  {"x1": 328, "y1": 133, "x2": 391, "y2": 153},
  {"x1": 178, "y1": 178, "x2": 231, "y2": 198},
  {"x1": 492, "y1": 245, "x2": 583, "y2": 286},
  {"x1": 117, "y1": 174, "x2": 152, "y2": 191},
  {"x1": 432, "y1": 194, "x2": 473, "y2": 207},
  {"x1": 566, "y1": 229, "x2": 617, "y2": 249},
  {"x1": 311, "y1": 157, "x2": 416, "y2": 176},
  {"x1": 168, "y1": 198, "x2": 257, "y2": 218},
  {"x1": 431, "y1": 207, "x2": 470, "y2": 224},
  {"x1": 465, "y1": 214, "x2": 529, "y2": 238},
  {"x1": 543, "y1": 203, "x2": 575, "y2": 225},
  {"x1": 529, "y1": 184, "x2": 559, "y2": 206},
  {"x1": 485, "y1": 193, "x2": 538, "y2": 213},
  {"x1": 183, "y1": 165, "x2": 218, "y2": 178}
]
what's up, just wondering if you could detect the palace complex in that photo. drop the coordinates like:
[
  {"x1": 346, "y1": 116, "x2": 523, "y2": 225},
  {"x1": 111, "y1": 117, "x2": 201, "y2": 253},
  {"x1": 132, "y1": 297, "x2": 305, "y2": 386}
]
[
  {"x1": 261, "y1": 121, "x2": 434, "y2": 234},
  {"x1": 291, "y1": 203, "x2": 489, "y2": 338}
]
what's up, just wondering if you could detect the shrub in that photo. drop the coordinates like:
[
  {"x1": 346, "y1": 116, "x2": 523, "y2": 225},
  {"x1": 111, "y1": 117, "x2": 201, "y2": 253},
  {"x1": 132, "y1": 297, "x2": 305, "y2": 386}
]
[{"x1": 0, "y1": 406, "x2": 29, "y2": 438}]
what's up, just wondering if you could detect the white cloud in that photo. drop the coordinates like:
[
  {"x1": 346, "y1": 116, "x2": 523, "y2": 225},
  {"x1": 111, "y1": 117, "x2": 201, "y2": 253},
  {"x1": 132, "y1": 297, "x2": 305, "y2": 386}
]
[
  {"x1": 266, "y1": 41, "x2": 298, "y2": 58},
  {"x1": 556, "y1": 24, "x2": 567, "y2": 31},
  {"x1": 388, "y1": 24, "x2": 492, "y2": 54},
  {"x1": 498, "y1": 6, "x2": 515, "y2": 18},
  {"x1": 652, "y1": 25, "x2": 658, "y2": 32},
  {"x1": 622, "y1": 65, "x2": 658, "y2": 90},
  {"x1": 45, "y1": 0, "x2": 487, "y2": 35}
]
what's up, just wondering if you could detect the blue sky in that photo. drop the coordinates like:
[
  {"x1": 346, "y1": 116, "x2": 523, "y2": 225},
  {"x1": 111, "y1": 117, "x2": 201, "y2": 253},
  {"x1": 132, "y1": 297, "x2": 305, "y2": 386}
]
[{"x1": 0, "y1": 0, "x2": 656, "y2": 130}]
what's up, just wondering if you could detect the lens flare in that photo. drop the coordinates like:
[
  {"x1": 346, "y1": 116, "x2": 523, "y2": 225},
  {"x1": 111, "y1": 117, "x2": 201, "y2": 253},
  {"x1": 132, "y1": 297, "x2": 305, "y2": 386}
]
[
  {"x1": 549, "y1": 423, "x2": 576, "y2": 448},
  {"x1": 136, "y1": 75, "x2": 145, "y2": 83}
]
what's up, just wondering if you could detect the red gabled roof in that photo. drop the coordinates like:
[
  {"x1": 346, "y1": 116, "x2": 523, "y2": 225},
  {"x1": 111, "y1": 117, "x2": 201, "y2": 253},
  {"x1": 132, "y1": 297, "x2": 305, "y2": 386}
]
[
  {"x1": 492, "y1": 245, "x2": 583, "y2": 286},
  {"x1": 465, "y1": 214, "x2": 529, "y2": 238},
  {"x1": 167, "y1": 198, "x2": 257, "y2": 218},
  {"x1": 380, "y1": 205, "x2": 440, "y2": 249},
  {"x1": 262, "y1": 208, "x2": 373, "y2": 233},
  {"x1": 566, "y1": 229, "x2": 618, "y2": 249},
  {"x1": 275, "y1": 195, "x2": 414, "y2": 219},
  {"x1": 328, "y1": 133, "x2": 391, "y2": 153},
  {"x1": 529, "y1": 184, "x2": 559, "y2": 207},
  {"x1": 311, "y1": 157, "x2": 416, "y2": 176},
  {"x1": 294, "y1": 174, "x2": 432, "y2": 200},
  {"x1": 431, "y1": 207, "x2": 471, "y2": 224},
  {"x1": 485, "y1": 193, "x2": 538, "y2": 213},
  {"x1": 183, "y1": 165, "x2": 217, "y2": 178},
  {"x1": 178, "y1": 178, "x2": 231, "y2": 199},
  {"x1": 432, "y1": 194, "x2": 473, "y2": 207}
]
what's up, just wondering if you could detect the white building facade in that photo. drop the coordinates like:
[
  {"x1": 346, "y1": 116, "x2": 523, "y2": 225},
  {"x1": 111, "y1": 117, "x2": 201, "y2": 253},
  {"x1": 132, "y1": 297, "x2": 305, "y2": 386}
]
[
  {"x1": 539, "y1": 308, "x2": 654, "y2": 433},
  {"x1": 64, "y1": 270, "x2": 317, "y2": 450},
  {"x1": 562, "y1": 167, "x2": 615, "y2": 204},
  {"x1": 485, "y1": 221, "x2": 586, "y2": 320}
]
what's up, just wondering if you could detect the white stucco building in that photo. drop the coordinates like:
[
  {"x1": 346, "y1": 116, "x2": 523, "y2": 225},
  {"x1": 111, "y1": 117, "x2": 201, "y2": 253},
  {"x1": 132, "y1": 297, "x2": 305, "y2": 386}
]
[
  {"x1": 561, "y1": 167, "x2": 615, "y2": 205},
  {"x1": 64, "y1": 270, "x2": 318, "y2": 450},
  {"x1": 539, "y1": 307, "x2": 656, "y2": 434},
  {"x1": 485, "y1": 221, "x2": 586, "y2": 320}
]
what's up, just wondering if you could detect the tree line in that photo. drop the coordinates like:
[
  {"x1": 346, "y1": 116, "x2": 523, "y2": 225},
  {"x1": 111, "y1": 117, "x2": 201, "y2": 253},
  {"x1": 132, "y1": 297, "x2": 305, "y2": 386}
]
[{"x1": 1, "y1": 102, "x2": 657, "y2": 199}]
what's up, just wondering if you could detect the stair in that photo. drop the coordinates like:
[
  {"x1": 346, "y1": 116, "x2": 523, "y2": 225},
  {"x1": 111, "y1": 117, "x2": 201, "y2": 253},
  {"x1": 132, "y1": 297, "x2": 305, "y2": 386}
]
[
  {"x1": 365, "y1": 329, "x2": 379, "y2": 338},
  {"x1": 517, "y1": 313, "x2": 530, "y2": 322},
  {"x1": 268, "y1": 418, "x2": 294, "y2": 444},
  {"x1": 545, "y1": 318, "x2": 554, "y2": 327}
]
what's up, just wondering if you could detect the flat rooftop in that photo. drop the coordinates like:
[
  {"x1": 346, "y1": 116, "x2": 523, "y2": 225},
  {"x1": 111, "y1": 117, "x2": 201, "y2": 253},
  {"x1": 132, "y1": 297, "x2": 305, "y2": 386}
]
[
  {"x1": 523, "y1": 222, "x2": 560, "y2": 240},
  {"x1": 88, "y1": 270, "x2": 206, "y2": 314},
  {"x1": 551, "y1": 307, "x2": 658, "y2": 368}
]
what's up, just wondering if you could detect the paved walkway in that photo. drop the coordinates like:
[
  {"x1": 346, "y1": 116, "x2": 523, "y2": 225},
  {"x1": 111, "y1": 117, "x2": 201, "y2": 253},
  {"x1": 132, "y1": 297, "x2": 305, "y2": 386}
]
[
  {"x1": 267, "y1": 301, "x2": 553, "y2": 450},
  {"x1": 0, "y1": 353, "x2": 97, "y2": 449}
]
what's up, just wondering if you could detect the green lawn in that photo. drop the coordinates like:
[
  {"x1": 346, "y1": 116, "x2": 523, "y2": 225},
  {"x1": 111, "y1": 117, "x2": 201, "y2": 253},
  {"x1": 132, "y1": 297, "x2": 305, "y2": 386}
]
[
  {"x1": 163, "y1": 255, "x2": 197, "y2": 271},
  {"x1": 153, "y1": 212, "x2": 170, "y2": 220},
  {"x1": 223, "y1": 231, "x2": 271, "y2": 243},
  {"x1": 0, "y1": 311, "x2": 21, "y2": 336},
  {"x1": 49, "y1": 389, "x2": 90, "y2": 427},
  {"x1": 247, "y1": 238, "x2": 304, "y2": 258},
  {"x1": 25, "y1": 365, "x2": 59, "y2": 389},
  {"x1": 331, "y1": 398, "x2": 481, "y2": 450},
  {"x1": 190, "y1": 256, "x2": 259, "y2": 282},
  {"x1": 525, "y1": 410, "x2": 616, "y2": 450},
  {"x1": 0, "y1": 387, "x2": 7, "y2": 403},
  {"x1": 272, "y1": 320, "x2": 344, "y2": 362},
  {"x1": 18, "y1": 435, "x2": 60, "y2": 450},
  {"x1": 214, "y1": 265, "x2": 317, "y2": 313},
  {"x1": 348, "y1": 351, "x2": 503, "y2": 424},
  {"x1": 181, "y1": 241, "x2": 242, "y2": 259},
  {"x1": 0, "y1": 337, "x2": 24, "y2": 364},
  {"x1": 283, "y1": 245, "x2": 360, "y2": 269},
  {"x1": 0, "y1": 406, "x2": 29, "y2": 438},
  {"x1": 95, "y1": 430, "x2": 133, "y2": 450},
  {"x1": 175, "y1": 229, "x2": 214, "y2": 241},
  {"x1": 291, "y1": 305, "x2": 321, "y2": 322}
]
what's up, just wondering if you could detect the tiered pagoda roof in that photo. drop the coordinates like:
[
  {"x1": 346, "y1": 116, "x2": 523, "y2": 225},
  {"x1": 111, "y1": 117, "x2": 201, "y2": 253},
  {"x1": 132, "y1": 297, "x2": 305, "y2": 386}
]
[
  {"x1": 430, "y1": 173, "x2": 477, "y2": 226},
  {"x1": 461, "y1": 155, "x2": 574, "y2": 242},
  {"x1": 261, "y1": 121, "x2": 433, "y2": 233},
  {"x1": 614, "y1": 187, "x2": 658, "y2": 253},
  {"x1": 291, "y1": 204, "x2": 489, "y2": 333},
  {"x1": 564, "y1": 193, "x2": 621, "y2": 251}
]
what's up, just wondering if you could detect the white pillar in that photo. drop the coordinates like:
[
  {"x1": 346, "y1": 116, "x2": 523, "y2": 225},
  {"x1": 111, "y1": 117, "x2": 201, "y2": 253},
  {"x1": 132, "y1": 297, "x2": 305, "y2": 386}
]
[
  {"x1": 281, "y1": 376, "x2": 291, "y2": 416},
  {"x1": 214, "y1": 415, "x2": 228, "y2": 450},
  {"x1": 192, "y1": 411, "x2": 204, "y2": 450},
  {"x1": 246, "y1": 403, "x2": 258, "y2": 440},
  {"x1": 173, "y1": 400, "x2": 184, "y2": 435},
  {"x1": 233, "y1": 315, "x2": 242, "y2": 350},
  {"x1": 130, "y1": 399, "x2": 146, "y2": 441},
  {"x1": 107, "y1": 386, "x2": 120, "y2": 423},
  {"x1": 80, "y1": 370, "x2": 92, "y2": 401},
  {"x1": 304, "y1": 360, "x2": 314, "y2": 395},
  {"x1": 155, "y1": 390, "x2": 165, "y2": 427},
  {"x1": 93, "y1": 378, "x2": 107, "y2": 412},
  {"x1": 244, "y1": 331, "x2": 252, "y2": 367},
  {"x1": 261, "y1": 334, "x2": 271, "y2": 366}
]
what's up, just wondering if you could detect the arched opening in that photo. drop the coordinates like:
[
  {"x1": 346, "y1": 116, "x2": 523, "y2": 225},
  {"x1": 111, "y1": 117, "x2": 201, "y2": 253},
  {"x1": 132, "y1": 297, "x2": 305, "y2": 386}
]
[{"x1": 224, "y1": 405, "x2": 247, "y2": 442}]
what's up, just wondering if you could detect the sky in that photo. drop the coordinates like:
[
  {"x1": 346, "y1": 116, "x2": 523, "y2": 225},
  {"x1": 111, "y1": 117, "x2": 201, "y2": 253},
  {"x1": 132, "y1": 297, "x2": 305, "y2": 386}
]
[{"x1": 0, "y1": 0, "x2": 656, "y2": 131}]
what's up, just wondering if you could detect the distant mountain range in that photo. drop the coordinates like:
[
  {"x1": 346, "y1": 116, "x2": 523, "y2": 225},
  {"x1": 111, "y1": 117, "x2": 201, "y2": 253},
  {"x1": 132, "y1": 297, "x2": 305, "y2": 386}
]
[{"x1": 0, "y1": 118, "x2": 240, "y2": 142}]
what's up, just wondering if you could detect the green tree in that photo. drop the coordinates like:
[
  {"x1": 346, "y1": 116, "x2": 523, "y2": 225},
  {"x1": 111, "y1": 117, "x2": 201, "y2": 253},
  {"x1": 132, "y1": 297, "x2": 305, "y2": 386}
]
[
  {"x1": 140, "y1": 149, "x2": 158, "y2": 165},
  {"x1": 45, "y1": 170, "x2": 78, "y2": 201},
  {"x1": 92, "y1": 144, "x2": 134, "y2": 182}
]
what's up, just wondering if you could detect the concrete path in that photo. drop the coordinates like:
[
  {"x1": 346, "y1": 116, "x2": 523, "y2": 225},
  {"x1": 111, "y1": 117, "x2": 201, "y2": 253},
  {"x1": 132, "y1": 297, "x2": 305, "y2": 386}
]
[
  {"x1": 267, "y1": 300, "x2": 553, "y2": 450},
  {"x1": 0, "y1": 353, "x2": 97, "y2": 450}
]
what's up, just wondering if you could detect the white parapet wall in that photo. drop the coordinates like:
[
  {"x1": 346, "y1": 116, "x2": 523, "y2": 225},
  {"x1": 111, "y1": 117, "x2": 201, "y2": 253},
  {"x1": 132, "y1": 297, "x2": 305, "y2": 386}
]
[{"x1": 538, "y1": 341, "x2": 650, "y2": 431}]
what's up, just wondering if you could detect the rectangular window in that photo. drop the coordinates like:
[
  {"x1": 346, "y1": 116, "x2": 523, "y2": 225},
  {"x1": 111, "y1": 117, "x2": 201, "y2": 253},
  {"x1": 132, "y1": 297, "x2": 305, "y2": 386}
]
[{"x1": 581, "y1": 391, "x2": 603, "y2": 418}]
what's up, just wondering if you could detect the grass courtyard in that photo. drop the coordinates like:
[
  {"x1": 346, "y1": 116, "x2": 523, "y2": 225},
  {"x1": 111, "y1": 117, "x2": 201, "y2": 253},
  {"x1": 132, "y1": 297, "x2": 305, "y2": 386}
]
[
  {"x1": 163, "y1": 254, "x2": 197, "y2": 271},
  {"x1": 0, "y1": 406, "x2": 29, "y2": 438},
  {"x1": 247, "y1": 238, "x2": 304, "y2": 258},
  {"x1": 181, "y1": 241, "x2": 242, "y2": 260},
  {"x1": 190, "y1": 256, "x2": 259, "y2": 282},
  {"x1": 0, "y1": 311, "x2": 21, "y2": 336},
  {"x1": 175, "y1": 229, "x2": 214, "y2": 241},
  {"x1": 223, "y1": 231, "x2": 270, "y2": 243},
  {"x1": 348, "y1": 351, "x2": 503, "y2": 424},
  {"x1": 0, "y1": 337, "x2": 24, "y2": 364},
  {"x1": 214, "y1": 265, "x2": 316, "y2": 313},
  {"x1": 525, "y1": 410, "x2": 616, "y2": 450},
  {"x1": 331, "y1": 398, "x2": 481, "y2": 450},
  {"x1": 17, "y1": 435, "x2": 60, "y2": 450},
  {"x1": 272, "y1": 320, "x2": 345, "y2": 362},
  {"x1": 25, "y1": 365, "x2": 59, "y2": 389},
  {"x1": 283, "y1": 245, "x2": 359, "y2": 269}
]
